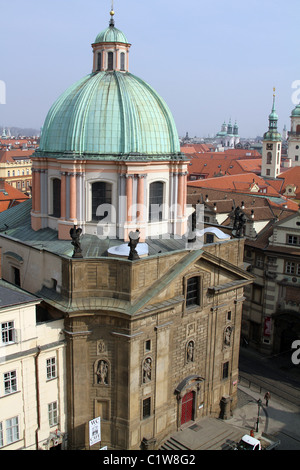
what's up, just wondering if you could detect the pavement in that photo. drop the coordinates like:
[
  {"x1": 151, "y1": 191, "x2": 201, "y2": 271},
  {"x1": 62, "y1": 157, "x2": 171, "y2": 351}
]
[
  {"x1": 161, "y1": 386, "x2": 300, "y2": 451},
  {"x1": 161, "y1": 348, "x2": 300, "y2": 451}
]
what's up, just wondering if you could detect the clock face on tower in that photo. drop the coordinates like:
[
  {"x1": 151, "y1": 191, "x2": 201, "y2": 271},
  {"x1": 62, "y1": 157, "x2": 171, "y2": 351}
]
[{"x1": 266, "y1": 143, "x2": 273, "y2": 150}]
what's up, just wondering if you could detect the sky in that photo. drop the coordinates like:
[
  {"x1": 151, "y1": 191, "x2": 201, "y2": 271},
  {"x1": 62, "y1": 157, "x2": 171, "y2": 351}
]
[{"x1": 1, "y1": 0, "x2": 300, "y2": 138}]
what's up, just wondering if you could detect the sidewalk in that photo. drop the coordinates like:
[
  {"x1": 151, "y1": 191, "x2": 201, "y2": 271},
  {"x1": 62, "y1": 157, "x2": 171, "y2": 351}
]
[
  {"x1": 229, "y1": 384, "x2": 300, "y2": 450},
  {"x1": 161, "y1": 386, "x2": 300, "y2": 450}
]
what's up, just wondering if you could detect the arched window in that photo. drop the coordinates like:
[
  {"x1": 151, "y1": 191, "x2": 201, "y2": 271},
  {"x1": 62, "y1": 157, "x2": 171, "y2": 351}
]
[
  {"x1": 107, "y1": 52, "x2": 113, "y2": 71},
  {"x1": 52, "y1": 178, "x2": 61, "y2": 218},
  {"x1": 120, "y1": 52, "x2": 125, "y2": 71},
  {"x1": 91, "y1": 181, "x2": 112, "y2": 221},
  {"x1": 266, "y1": 152, "x2": 272, "y2": 164},
  {"x1": 149, "y1": 181, "x2": 164, "y2": 221},
  {"x1": 97, "y1": 52, "x2": 102, "y2": 71},
  {"x1": 296, "y1": 124, "x2": 300, "y2": 135}
]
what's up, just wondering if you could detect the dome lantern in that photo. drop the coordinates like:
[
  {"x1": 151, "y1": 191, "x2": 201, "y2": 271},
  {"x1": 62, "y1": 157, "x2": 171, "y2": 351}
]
[{"x1": 92, "y1": 8, "x2": 131, "y2": 73}]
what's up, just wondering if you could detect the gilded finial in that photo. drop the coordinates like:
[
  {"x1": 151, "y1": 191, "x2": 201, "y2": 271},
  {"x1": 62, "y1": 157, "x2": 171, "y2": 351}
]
[
  {"x1": 273, "y1": 86, "x2": 276, "y2": 96},
  {"x1": 109, "y1": 1, "x2": 115, "y2": 26}
]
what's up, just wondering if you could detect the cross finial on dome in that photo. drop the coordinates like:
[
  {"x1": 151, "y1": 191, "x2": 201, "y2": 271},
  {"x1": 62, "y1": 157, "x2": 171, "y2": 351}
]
[{"x1": 109, "y1": 1, "x2": 115, "y2": 26}]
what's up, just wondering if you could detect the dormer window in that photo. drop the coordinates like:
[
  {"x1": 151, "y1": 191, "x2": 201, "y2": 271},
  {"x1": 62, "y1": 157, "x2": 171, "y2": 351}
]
[{"x1": 107, "y1": 52, "x2": 113, "y2": 71}]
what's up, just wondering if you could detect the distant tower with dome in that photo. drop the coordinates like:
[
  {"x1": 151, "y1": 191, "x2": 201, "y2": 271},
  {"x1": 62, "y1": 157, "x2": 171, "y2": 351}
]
[
  {"x1": 287, "y1": 103, "x2": 300, "y2": 167},
  {"x1": 215, "y1": 119, "x2": 239, "y2": 148},
  {"x1": 261, "y1": 89, "x2": 282, "y2": 179}
]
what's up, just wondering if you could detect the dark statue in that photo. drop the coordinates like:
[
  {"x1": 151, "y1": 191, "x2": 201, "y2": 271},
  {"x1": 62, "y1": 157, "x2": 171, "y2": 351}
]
[
  {"x1": 128, "y1": 229, "x2": 140, "y2": 260},
  {"x1": 232, "y1": 206, "x2": 246, "y2": 238},
  {"x1": 70, "y1": 225, "x2": 83, "y2": 258}
]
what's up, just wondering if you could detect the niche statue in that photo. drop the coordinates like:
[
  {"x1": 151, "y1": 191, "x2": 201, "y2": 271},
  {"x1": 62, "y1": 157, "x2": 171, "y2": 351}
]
[{"x1": 70, "y1": 225, "x2": 83, "y2": 258}]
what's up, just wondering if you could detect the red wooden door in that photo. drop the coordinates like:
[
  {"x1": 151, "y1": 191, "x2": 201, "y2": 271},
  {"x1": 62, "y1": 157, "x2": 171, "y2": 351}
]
[{"x1": 181, "y1": 391, "x2": 194, "y2": 425}]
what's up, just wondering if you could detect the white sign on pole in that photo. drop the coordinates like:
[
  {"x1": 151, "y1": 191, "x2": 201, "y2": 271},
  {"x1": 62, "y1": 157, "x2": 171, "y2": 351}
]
[{"x1": 89, "y1": 417, "x2": 101, "y2": 446}]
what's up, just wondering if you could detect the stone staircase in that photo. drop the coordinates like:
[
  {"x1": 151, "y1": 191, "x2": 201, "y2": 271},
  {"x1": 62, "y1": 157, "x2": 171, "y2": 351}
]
[{"x1": 160, "y1": 437, "x2": 191, "y2": 451}]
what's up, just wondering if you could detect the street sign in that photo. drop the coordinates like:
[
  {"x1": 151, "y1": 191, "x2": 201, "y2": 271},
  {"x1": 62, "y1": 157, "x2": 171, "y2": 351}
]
[{"x1": 89, "y1": 417, "x2": 101, "y2": 446}]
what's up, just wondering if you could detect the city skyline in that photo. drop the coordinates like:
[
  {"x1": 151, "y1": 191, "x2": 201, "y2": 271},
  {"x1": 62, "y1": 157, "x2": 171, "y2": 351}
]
[{"x1": 1, "y1": 0, "x2": 299, "y2": 138}]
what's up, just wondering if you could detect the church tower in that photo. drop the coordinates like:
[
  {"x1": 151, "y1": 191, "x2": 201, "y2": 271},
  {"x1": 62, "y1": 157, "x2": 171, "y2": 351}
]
[
  {"x1": 261, "y1": 89, "x2": 282, "y2": 178},
  {"x1": 287, "y1": 103, "x2": 300, "y2": 167}
]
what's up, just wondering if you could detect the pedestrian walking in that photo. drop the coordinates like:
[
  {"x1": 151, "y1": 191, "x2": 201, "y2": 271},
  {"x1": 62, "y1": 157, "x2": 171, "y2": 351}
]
[{"x1": 264, "y1": 391, "x2": 271, "y2": 407}]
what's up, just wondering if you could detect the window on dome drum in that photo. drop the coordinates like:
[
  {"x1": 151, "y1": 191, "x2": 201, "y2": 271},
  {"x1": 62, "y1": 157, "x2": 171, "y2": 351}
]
[
  {"x1": 149, "y1": 182, "x2": 164, "y2": 222},
  {"x1": 120, "y1": 52, "x2": 125, "y2": 71},
  {"x1": 92, "y1": 182, "x2": 112, "y2": 221},
  {"x1": 97, "y1": 52, "x2": 102, "y2": 71},
  {"x1": 52, "y1": 178, "x2": 61, "y2": 218},
  {"x1": 186, "y1": 276, "x2": 200, "y2": 308},
  {"x1": 107, "y1": 52, "x2": 114, "y2": 71}
]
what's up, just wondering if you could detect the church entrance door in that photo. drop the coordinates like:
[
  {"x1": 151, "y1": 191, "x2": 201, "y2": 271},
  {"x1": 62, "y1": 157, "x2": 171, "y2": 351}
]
[{"x1": 181, "y1": 391, "x2": 194, "y2": 425}]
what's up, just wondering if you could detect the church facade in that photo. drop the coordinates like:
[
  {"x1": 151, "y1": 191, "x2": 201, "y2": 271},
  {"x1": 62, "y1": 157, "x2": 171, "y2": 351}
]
[{"x1": 0, "y1": 9, "x2": 253, "y2": 450}]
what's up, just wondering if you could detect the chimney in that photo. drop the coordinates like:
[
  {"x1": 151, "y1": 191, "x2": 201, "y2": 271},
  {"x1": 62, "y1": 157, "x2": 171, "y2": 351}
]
[{"x1": 0, "y1": 178, "x2": 5, "y2": 191}]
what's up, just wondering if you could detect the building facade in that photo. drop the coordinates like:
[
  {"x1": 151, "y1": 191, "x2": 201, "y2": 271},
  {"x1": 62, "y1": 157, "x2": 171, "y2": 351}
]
[
  {"x1": 0, "y1": 277, "x2": 67, "y2": 450},
  {"x1": 0, "y1": 150, "x2": 33, "y2": 195},
  {"x1": 242, "y1": 211, "x2": 300, "y2": 355}
]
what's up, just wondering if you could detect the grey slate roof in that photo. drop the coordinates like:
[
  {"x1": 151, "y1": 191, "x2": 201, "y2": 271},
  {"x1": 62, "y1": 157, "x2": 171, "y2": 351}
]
[
  {"x1": 0, "y1": 199, "x2": 190, "y2": 258},
  {"x1": 0, "y1": 279, "x2": 40, "y2": 309}
]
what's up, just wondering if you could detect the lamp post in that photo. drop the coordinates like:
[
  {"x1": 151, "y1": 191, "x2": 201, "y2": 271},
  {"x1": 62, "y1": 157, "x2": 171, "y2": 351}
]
[{"x1": 256, "y1": 399, "x2": 262, "y2": 432}]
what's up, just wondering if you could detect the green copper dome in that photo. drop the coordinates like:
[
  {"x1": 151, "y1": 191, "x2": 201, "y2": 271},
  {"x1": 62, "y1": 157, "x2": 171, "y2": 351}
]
[
  {"x1": 94, "y1": 25, "x2": 128, "y2": 44},
  {"x1": 291, "y1": 104, "x2": 300, "y2": 116},
  {"x1": 39, "y1": 71, "x2": 180, "y2": 157}
]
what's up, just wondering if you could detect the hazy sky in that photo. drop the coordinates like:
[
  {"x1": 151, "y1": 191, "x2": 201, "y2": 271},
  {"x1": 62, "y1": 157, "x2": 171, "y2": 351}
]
[{"x1": 1, "y1": 0, "x2": 300, "y2": 138}]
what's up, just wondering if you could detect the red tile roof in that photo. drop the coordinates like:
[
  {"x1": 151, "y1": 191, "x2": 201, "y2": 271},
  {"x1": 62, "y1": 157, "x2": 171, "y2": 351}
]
[
  {"x1": 188, "y1": 172, "x2": 272, "y2": 191},
  {"x1": 278, "y1": 166, "x2": 300, "y2": 198},
  {"x1": 187, "y1": 172, "x2": 299, "y2": 211},
  {"x1": 181, "y1": 143, "x2": 211, "y2": 153},
  {"x1": 0, "y1": 180, "x2": 29, "y2": 212},
  {"x1": 0, "y1": 149, "x2": 35, "y2": 163}
]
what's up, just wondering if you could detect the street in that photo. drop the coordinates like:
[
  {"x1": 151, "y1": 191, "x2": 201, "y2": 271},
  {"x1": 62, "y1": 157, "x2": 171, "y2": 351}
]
[
  {"x1": 236, "y1": 347, "x2": 300, "y2": 450},
  {"x1": 162, "y1": 347, "x2": 300, "y2": 450}
]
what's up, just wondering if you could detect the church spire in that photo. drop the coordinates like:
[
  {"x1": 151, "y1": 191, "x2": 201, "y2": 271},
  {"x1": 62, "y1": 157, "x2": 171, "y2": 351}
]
[{"x1": 269, "y1": 87, "x2": 278, "y2": 130}]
